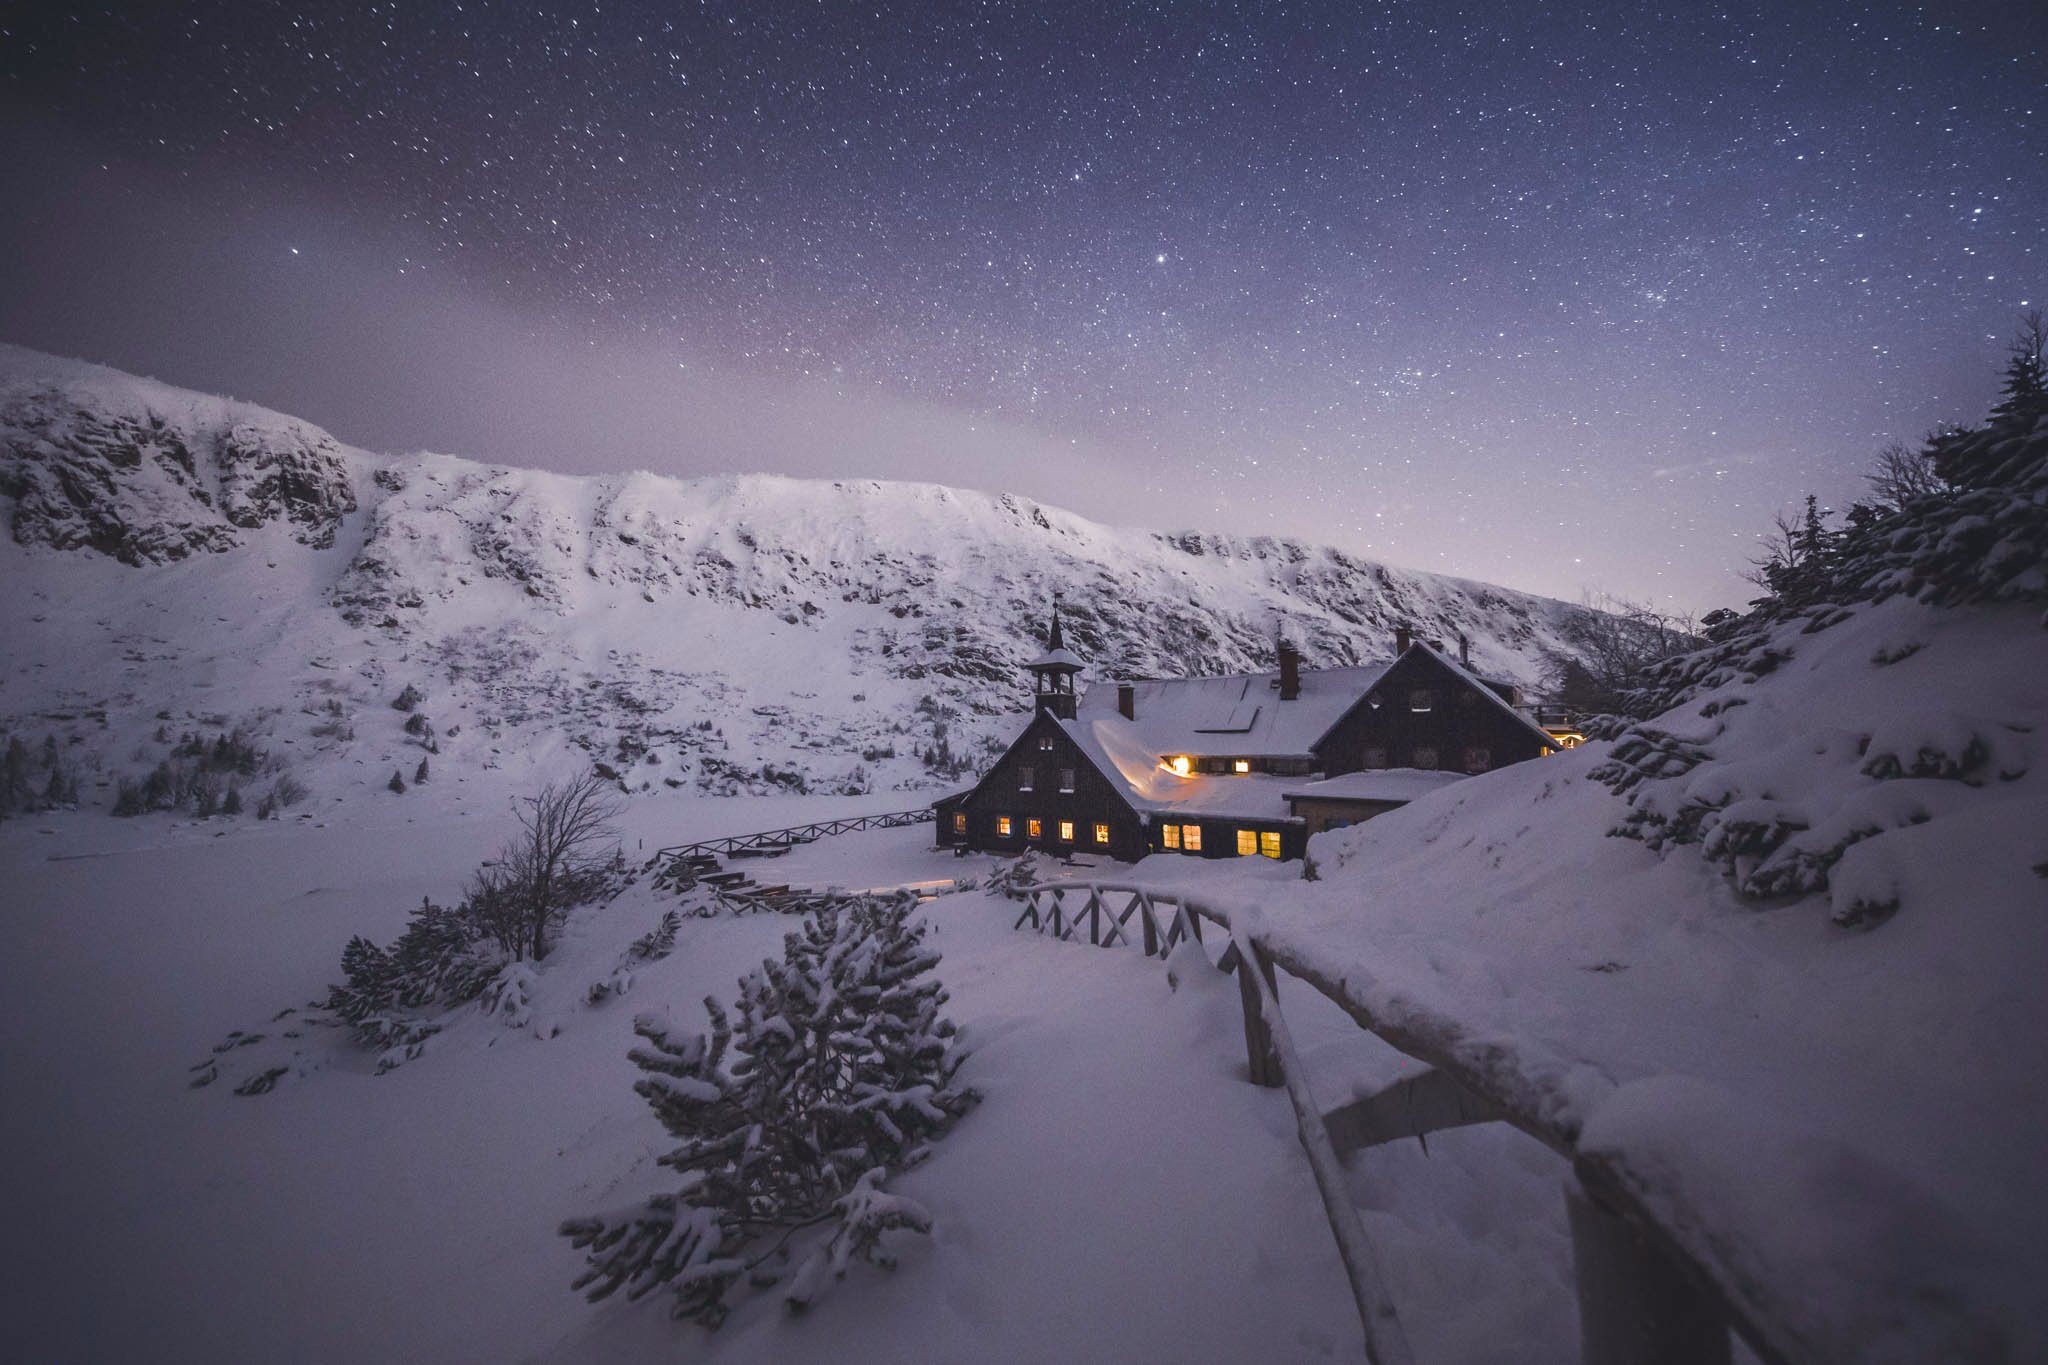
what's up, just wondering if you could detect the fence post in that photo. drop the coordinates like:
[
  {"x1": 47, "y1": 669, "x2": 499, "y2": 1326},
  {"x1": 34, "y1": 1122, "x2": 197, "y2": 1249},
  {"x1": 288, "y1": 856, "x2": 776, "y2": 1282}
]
[
  {"x1": 1140, "y1": 893, "x2": 1159, "y2": 956},
  {"x1": 1567, "y1": 1182, "x2": 1729, "y2": 1365},
  {"x1": 1235, "y1": 941, "x2": 1283, "y2": 1088}
]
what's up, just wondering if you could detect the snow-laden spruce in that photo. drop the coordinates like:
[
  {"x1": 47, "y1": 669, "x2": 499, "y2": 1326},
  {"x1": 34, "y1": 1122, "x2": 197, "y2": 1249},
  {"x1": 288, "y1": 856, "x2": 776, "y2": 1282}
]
[{"x1": 561, "y1": 892, "x2": 975, "y2": 1327}]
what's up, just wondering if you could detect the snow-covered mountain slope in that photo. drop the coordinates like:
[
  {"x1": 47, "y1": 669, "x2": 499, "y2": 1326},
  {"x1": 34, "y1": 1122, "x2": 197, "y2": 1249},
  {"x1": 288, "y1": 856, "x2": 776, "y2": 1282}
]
[{"x1": 1, "y1": 343, "x2": 1614, "y2": 811}]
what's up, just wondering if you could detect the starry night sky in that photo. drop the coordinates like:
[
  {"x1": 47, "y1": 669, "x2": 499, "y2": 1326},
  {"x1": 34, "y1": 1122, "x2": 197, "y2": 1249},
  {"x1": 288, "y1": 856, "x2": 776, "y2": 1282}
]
[{"x1": 3, "y1": 1, "x2": 2043, "y2": 609}]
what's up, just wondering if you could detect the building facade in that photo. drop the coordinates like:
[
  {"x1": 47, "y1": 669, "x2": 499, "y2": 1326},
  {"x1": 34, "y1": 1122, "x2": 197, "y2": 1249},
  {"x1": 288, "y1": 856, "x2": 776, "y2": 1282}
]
[{"x1": 936, "y1": 611, "x2": 1558, "y2": 864}]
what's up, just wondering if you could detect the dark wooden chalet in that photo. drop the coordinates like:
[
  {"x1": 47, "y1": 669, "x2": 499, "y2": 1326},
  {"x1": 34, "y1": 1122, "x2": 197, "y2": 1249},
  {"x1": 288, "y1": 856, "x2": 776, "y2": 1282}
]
[{"x1": 935, "y1": 613, "x2": 1559, "y2": 864}]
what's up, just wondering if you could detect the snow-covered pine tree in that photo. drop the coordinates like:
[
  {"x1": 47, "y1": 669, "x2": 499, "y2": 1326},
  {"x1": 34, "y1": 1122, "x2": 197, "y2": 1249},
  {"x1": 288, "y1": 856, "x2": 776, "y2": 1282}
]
[{"x1": 560, "y1": 893, "x2": 974, "y2": 1327}]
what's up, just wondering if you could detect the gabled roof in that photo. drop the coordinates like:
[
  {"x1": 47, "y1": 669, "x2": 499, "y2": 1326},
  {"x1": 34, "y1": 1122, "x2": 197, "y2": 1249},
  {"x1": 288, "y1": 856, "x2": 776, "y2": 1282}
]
[
  {"x1": 1075, "y1": 662, "x2": 1394, "y2": 759},
  {"x1": 1056, "y1": 712, "x2": 1301, "y2": 822},
  {"x1": 1389, "y1": 640, "x2": 1559, "y2": 753}
]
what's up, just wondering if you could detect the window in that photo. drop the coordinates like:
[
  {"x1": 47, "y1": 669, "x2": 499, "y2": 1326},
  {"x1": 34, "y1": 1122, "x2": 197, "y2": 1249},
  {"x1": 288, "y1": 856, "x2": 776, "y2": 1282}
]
[
  {"x1": 1181, "y1": 824, "x2": 1202, "y2": 852},
  {"x1": 1027, "y1": 817, "x2": 1042, "y2": 839},
  {"x1": 1411, "y1": 746, "x2": 1438, "y2": 770},
  {"x1": 1410, "y1": 689, "x2": 1434, "y2": 713},
  {"x1": 1038, "y1": 736, "x2": 1055, "y2": 751},
  {"x1": 996, "y1": 815, "x2": 1013, "y2": 837},
  {"x1": 1017, "y1": 766, "x2": 1034, "y2": 792},
  {"x1": 1462, "y1": 746, "x2": 1491, "y2": 773},
  {"x1": 1059, "y1": 820, "x2": 1075, "y2": 842},
  {"x1": 1260, "y1": 831, "x2": 1282, "y2": 859},
  {"x1": 1231, "y1": 759, "x2": 1251, "y2": 774},
  {"x1": 1168, "y1": 755, "x2": 1192, "y2": 776},
  {"x1": 1162, "y1": 824, "x2": 1181, "y2": 850},
  {"x1": 1059, "y1": 768, "x2": 1076, "y2": 793},
  {"x1": 1094, "y1": 822, "x2": 1110, "y2": 845},
  {"x1": 1362, "y1": 746, "x2": 1389, "y2": 769},
  {"x1": 1236, "y1": 829, "x2": 1258, "y2": 856},
  {"x1": 951, "y1": 812, "x2": 967, "y2": 834}
]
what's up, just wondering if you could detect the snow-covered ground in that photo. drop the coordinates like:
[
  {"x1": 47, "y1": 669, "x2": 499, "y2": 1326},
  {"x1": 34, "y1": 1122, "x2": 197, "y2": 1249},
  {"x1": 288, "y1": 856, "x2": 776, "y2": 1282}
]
[{"x1": 0, "y1": 786, "x2": 1606, "y2": 1363}]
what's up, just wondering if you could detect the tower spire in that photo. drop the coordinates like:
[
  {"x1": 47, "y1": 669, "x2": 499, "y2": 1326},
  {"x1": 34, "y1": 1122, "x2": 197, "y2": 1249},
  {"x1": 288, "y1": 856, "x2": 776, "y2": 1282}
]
[{"x1": 1023, "y1": 596, "x2": 1083, "y2": 720}]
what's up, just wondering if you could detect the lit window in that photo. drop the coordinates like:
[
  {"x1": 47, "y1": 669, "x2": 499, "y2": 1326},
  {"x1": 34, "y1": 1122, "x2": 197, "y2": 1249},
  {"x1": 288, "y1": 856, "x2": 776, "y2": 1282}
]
[
  {"x1": 1059, "y1": 820, "x2": 1075, "y2": 842},
  {"x1": 1094, "y1": 822, "x2": 1110, "y2": 845},
  {"x1": 1181, "y1": 824, "x2": 1202, "y2": 852},
  {"x1": 1163, "y1": 824, "x2": 1181, "y2": 850},
  {"x1": 1018, "y1": 766, "x2": 1034, "y2": 791},
  {"x1": 1231, "y1": 759, "x2": 1250, "y2": 774},
  {"x1": 1168, "y1": 755, "x2": 1192, "y2": 776},
  {"x1": 1410, "y1": 689, "x2": 1434, "y2": 713},
  {"x1": 1236, "y1": 829, "x2": 1258, "y2": 856},
  {"x1": 1027, "y1": 817, "x2": 1042, "y2": 839},
  {"x1": 1463, "y1": 747, "x2": 1491, "y2": 773},
  {"x1": 996, "y1": 816, "x2": 1013, "y2": 837},
  {"x1": 1412, "y1": 746, "x2": 1438, "y2": 770},
  {"x1": 1260, "y1": 831, "x2": 1282, "y2": 859},
  {"x1": 1059, "y1": 768, "x2": 1076, "y2": 792},
  {"x1": 1363, "y1": 747, "x2": 1388, "y2": 769},
  {"x1": 951, "y1": 812, "x2": 966, "y2": 834},
  {"x1": 1038, "y1": 736, "x2": 1055, "y2": 751}
]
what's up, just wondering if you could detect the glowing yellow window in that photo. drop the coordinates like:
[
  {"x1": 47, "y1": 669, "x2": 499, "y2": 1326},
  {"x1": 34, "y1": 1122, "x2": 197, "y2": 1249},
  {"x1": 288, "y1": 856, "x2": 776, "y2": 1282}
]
[
  {"x1": 1168, "y1": 755, "x2": 1192, "y2": 776},
  {"x1": 952, "y1": 812, "x2": 966, "y2": 834},
  {"x1": 1232, "y1": 759, "x2": 1250, "y2": 774},
  {"x1": 1162, "y1": 824, "x2": 1181, "y2": 850},
  {"x1": 1027, "y1": 818, "x2": 1042, "y2": 839},
  {"x1": 996, "y1": 816, "x2": 1013, "y2": 837},
  {"x1": 1236, "y1": 829, "x2": 1258, "y2": 856},
  {"x1": 1182, "y1": 824, "x2": 1202, "y2": 852},
  {"x1": 1260, "y1": 831, "x2": 1282, "y2": 859},
  {"x1": 1094, "y1": 822, "x2": 1110, "y2": 845},
  {"x1": 1058, "y1": 820, "x2": 1075, "y2": 842}
]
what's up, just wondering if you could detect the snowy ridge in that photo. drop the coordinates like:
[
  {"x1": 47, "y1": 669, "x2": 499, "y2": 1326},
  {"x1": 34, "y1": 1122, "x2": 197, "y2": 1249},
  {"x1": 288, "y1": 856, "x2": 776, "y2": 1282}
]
[{"x1": 1, "y1": 344, "x2": 1613, "y2": 809}]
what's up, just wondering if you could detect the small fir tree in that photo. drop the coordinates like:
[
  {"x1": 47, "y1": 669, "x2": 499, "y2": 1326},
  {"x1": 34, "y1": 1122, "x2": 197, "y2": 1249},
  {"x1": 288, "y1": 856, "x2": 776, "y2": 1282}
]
[
  {"x1": 388, "y1": 768, "x2": 406, "y2": 794},
  {"x1": 414, "y1": 757, "x2": 430, "y2": 784},
  {"x1": 561, "y1": 894, "x2": 974, "y2": 1326}
]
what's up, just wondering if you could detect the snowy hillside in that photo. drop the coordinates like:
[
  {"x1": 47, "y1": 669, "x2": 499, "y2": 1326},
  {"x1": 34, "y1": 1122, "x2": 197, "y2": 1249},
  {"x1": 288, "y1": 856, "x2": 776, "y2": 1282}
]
[
  {"x1": 1, "y1": 343, "x2": 1611, "y2": 815},
  {"x1": 1172, "y1": 589, "x2": 2048, "y2": 1360}
]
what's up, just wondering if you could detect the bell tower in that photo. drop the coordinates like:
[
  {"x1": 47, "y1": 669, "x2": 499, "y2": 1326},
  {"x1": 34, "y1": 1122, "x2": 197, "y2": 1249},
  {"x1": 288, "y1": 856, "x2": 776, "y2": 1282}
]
[{"x1": 1023, "y1": 601, "x2": 1083, "y2": 720}]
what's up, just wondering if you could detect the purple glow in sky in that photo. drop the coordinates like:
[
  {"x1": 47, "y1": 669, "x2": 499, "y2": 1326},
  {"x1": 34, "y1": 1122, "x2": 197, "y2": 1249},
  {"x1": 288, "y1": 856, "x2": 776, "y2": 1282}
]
[{"x1": 2, "y1": 0, "x2": 2043, "y2": 609}]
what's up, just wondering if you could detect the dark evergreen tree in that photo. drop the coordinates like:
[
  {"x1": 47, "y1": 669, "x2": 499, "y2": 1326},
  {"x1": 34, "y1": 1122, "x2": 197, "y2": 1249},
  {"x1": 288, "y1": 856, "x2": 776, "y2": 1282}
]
[
  {"x1": 388, "y1": 768, "x2": 407, "y2": 794},
  {"x1": 222, "y1": 785, "x2": 243, "y2": 815},
  {"x1": 414, "y1": 757, "x2": 430, "y2": 784},
  {"x1": 561, "y1": 894, "x2": 974, "y2": 1326}
]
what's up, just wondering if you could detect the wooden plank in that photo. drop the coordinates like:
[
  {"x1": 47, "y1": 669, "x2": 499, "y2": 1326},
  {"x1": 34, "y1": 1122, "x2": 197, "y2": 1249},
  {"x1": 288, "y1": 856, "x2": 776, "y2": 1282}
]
[
  {"x1": 1568, "y1": 1183, "x2": 1730, "y2": 1365},
  {"x1": 1322, "y1": 1068, "x2": 1505, "y2": 1158},
  {"x1": 1233, "y1": 929, "x2": 1414, "y2": 1365}
]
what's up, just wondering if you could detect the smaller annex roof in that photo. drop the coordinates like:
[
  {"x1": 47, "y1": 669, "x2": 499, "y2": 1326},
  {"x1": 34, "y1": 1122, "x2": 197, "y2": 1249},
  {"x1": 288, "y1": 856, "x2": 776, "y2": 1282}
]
[
  {"x1": 1282, "y1": 768, "x2": 1467, "y2": 805},
  {"x1": 1057, "y1": 713, "x2": 1301, "y2": 823},
  {"x1": 1076, "y1": 661, "x2": 1394, "y2": 759}
]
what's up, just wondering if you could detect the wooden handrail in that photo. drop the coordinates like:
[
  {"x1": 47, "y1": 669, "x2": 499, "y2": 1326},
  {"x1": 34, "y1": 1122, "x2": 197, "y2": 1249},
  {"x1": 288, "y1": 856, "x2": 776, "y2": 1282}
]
[{"x1": 1005, "y1": 879, "x2": 1772, "y2": 1365}]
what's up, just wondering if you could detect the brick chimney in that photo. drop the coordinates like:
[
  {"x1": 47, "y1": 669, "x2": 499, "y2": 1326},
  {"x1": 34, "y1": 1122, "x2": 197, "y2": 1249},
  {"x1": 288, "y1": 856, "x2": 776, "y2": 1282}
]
[
  {"x1": 1395, "y1": 624, "x2": 1412, "y2": 655},
  {"x1": 1117, "y1": 682, "x2": 1136, "y2": 720},
  {"x1": 1277, "y1": 639, "x2": 1301, "y2": 701}
]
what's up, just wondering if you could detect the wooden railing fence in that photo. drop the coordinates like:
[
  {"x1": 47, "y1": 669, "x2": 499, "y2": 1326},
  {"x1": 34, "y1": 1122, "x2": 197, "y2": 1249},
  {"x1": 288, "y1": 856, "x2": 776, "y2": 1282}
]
[
  {"x1": 1007, "y1": 880, "x2": 1764, "y2": 1365},
  {"x1": 650, "y1": 806, "x2": 933, "y2": 870}
]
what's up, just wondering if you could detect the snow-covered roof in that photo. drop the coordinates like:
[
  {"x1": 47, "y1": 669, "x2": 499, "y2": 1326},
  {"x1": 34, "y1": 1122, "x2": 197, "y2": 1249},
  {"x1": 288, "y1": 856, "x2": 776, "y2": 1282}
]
[
  {"x1": 1282, "y1": 768, "x2": 1468, "y2": 805},
  {"x1": 1056, "y1": 714, "x2": 1302, "y2": 822},
  {"x1": 1076, "y1": 662, "x2": 1393, "y2": 759},
  {"x1": 1026, "y1": 646, "x2": 1086, "y2": 670}
]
